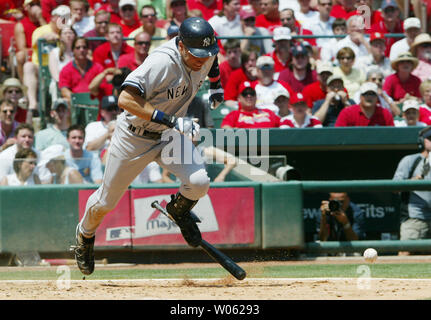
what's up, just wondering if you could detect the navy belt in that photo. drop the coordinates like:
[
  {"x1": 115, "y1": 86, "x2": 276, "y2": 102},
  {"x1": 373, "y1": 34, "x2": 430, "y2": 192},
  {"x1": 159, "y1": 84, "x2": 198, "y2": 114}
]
[{"x1": 128, "y1": 124, "x2": 162, "y2": 140}]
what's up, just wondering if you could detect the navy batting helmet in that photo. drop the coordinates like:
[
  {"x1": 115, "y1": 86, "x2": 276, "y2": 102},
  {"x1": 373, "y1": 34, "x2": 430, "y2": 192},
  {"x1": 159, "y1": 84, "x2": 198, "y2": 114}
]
[{"x1": 178, "y1": 17, "x2": 219, "y2": 58}]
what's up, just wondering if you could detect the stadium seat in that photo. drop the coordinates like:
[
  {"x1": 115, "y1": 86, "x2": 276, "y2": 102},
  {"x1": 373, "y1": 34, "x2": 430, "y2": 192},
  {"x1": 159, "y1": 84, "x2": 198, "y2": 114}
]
[{"x1": 70, "y1": 92, "x2": 100, "y2": 127}]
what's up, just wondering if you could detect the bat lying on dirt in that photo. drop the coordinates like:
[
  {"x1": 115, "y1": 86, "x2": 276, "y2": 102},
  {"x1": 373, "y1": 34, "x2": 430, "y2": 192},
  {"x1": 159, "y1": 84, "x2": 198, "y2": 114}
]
[{"x1": 151, "y1": 200, "x2": 246, "y2": 281}]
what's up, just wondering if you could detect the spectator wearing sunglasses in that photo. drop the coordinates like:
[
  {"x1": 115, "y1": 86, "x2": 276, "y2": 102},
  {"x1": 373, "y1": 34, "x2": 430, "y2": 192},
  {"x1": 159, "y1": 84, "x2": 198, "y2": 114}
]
[
  {"x1": 128, "y1": 4, "x2": 167, "y2": 53},
  {"x1": 332, "y1": 46, "x2": 365, "y2": 98},
  {"x1": 118, "y1": 32, "x2": 151, "y2": 71},
  {"x1": 335, "y1": 82, "x2": 394, "y2": 127},
  {"x1": 118, "y1": 0, "x2": 141, "y2": 36},
  {"x1": 83, "y1": 9, "x2": 110, "y2": 52},
  {"x1": 221, "y1": 82, "x2": 280, "y2": 128},
  {"x1": 353, "y1": 68, "x2": 400, "y2": 117}
]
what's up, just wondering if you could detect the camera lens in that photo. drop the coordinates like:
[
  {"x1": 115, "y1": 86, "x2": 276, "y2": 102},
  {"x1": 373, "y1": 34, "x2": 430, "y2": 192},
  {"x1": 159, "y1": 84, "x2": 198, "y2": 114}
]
[{"x1": 328, "y1": 200, "x2": 340, "y2": 212}]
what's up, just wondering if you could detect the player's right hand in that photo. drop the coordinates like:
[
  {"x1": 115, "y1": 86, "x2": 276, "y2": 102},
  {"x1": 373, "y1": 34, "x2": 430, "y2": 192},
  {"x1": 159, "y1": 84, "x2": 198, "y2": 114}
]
[{"x1": 175, "y1": 117, "x2": 200, "y2": 139}]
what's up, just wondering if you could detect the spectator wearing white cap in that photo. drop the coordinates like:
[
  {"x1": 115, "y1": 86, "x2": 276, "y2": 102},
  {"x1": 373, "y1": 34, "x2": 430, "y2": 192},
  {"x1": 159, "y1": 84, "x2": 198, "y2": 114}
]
[
  {"x1": 302, "y1": 60, "x2": 333, "y2": 108},
  {"x1": 410, "y1": 33, "x2": 431, "y2": 82},
  {"x1": 254, "y1": 55, "x2": 293, "y2": 114},
  {"x1": 38, "y1": 144, "x2": 83, "y2": 184},
  {"x1": 238, "y1": 6, "x2": 273, "y2": 55},
  {"x1": 118, "y1": 0, "x2": 141, "y2": 36},
  {"x1": 335, "y1": 82, "x2": 394, "y2": 127},
  {"x1": 267, "y1": 26, "x2": 292, "y2": 75},
  {"x1": 394, "y1": 99, "x2": 427, "y2": 127},
  {"x1": 353, "y1": 68, "x2": 400, "y2": 117},
  {"x1": 389, "y1": 17, "x2": 422, "y2": 61},
  {"x1": 312, "y1": 75, "x2": 354, "y2": 127}
]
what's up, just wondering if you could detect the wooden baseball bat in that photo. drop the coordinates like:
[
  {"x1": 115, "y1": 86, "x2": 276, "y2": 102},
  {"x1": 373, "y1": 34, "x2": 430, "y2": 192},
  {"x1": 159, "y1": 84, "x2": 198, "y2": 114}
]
[{"x1": 151, "y1": 201, "x2": 246, "y2": 281}]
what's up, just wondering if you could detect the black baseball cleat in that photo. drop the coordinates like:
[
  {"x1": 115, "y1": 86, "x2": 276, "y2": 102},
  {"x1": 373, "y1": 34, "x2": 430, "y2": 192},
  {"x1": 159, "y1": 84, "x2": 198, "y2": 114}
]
[
  {"x1": 166, "y1": 193, "x2": 202, "y2": 247},
  {"x1": 72, "y1": 226, "x2": 95, "y2": 275}
]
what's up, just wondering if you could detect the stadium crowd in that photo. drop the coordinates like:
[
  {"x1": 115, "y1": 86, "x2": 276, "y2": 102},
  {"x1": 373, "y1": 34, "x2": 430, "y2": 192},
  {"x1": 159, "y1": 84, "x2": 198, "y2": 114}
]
[{"x1": 0, "y1": 0, "x2": 431, "y2": 187}]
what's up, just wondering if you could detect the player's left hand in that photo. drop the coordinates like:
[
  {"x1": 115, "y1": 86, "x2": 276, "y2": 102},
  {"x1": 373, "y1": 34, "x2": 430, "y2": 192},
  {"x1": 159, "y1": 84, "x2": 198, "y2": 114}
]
[{"x1": 175, "y1": 117, "x2": 200, "y2": 139}]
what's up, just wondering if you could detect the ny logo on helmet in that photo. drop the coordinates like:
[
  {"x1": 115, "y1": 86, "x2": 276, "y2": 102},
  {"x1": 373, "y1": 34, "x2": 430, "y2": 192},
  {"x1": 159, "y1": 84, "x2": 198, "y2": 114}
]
[{"x1": 202, "y1": 37, "x2": 212, "y2": 47}]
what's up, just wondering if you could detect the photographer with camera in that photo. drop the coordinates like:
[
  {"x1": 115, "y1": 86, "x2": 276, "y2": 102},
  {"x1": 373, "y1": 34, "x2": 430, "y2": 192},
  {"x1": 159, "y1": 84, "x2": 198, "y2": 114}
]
[
  {"x1": 319, "y1": 192, "x2": 361, "y2": 242},
  {"x1": 312, "y1": 75, "x2": 355, "y2": 127},
  {"x1": 393, "y1": 126, "x2": 431, "y2": 254}
]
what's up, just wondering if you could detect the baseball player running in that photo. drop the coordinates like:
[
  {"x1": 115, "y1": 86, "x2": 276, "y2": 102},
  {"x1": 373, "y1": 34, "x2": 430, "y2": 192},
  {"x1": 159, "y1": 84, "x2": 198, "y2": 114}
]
[{"x1": 72, "y1": 17, "x2": 224, "y2": 275}]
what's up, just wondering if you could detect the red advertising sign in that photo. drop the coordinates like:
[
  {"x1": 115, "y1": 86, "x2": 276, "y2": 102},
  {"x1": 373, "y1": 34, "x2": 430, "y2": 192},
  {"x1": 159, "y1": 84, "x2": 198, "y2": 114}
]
[{"x1": 78, "y1": 187, "x2": 255, "y2": 247}]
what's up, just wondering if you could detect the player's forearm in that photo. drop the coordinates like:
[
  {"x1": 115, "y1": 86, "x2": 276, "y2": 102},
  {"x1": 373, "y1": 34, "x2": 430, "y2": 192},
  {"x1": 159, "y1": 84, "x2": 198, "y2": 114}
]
[{"x1": 118, "y1": 87, "x2": 155, "y2": 121}]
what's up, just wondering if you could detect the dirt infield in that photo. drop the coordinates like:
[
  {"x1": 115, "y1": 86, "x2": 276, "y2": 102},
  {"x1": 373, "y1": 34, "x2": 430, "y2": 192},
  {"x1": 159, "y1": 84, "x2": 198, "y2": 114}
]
[{"x1": 1, "y1": 258, "x2": 431, "y2": 300}]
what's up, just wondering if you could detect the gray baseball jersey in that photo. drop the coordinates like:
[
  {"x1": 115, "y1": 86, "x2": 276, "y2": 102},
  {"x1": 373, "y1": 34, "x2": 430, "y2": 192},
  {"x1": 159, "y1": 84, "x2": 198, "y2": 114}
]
[
  {"x1": 122, "y1": 38, "x2": 215, "y2": 131},
  {"x1": 78, "y1": 38, "x2": 214, "y2": 237}
]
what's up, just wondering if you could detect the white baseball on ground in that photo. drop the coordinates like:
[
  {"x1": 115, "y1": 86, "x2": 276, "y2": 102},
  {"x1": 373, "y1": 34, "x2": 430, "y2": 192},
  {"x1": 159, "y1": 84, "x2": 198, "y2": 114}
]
[{"x1": 363, "y1": 248, "x2": 378, "y2": 263}]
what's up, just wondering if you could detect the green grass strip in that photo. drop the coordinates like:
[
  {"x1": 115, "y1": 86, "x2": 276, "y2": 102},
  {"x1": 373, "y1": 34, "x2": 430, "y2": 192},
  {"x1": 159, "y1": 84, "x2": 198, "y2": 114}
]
[{"x1": 0, "y1": 263, "x2": 430, "y2": 280}]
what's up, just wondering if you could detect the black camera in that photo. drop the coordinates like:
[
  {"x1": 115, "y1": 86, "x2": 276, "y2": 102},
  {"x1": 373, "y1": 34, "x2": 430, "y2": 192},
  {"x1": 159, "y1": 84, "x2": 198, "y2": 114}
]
[{"x1": 328, "y1": 200, "x2": 342, "y2": 212}]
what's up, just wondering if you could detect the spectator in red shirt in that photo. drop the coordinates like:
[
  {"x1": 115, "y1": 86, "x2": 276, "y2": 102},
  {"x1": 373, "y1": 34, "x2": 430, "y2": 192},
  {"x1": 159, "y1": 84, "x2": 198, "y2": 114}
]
[
  {"x1": 219, "y1": 39, "x2": 242, "y2": 88},
  {"x1": 118, "y1": 31, "x2": 151, "y2": 71},
  {"x1": 118, "y1": 0, "x2": 141, "y2": 36},
  {"x1": 369, "y1": 0, "x2": 403, "y2": 57},
  {"x1": 224, "y1": 50, "x2": 258, "y2": 107},
  {"x1": 280, "y1": 92, "x2": 323, "y2": 128},
  {"x1": 255, "y1": 0, "x2": 281, "y2": 33},
  {"x1": 83, "y1": 9, "x2": 110, "y2": 53},
  {"x1": 303, "y1": 60, "x2": 334, "y2": 108},
  {"x1": 267, "y1": 26, "x2": 292, "y2": 75},
  {"x1": 278, "y1": 43, "x2": 317, "y2": 92},
  {"x1": 221, "y1": 82, "x2": 280, "y2": 128},
  {"x1": 383, "y1": 52, "x2": 421, "y2": 104},
  {"x1": 335, "y1": 82, "x2": 395, "y2": 127},
  {"x1": 93, "y1": 23, "x2": 134, "y2": 69},
  {"x1": 59, "y1": 37, "x2": 105, "y2": 102},
  {"x1": 186, "y1": 0, "x2": 221, "y2": 21},
  {"x1": 14, "y1": 0, "x2": 47, "y2": 83},
  {"x1": 330, "y1": 0, "x2": 357, "y2": 20}
]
